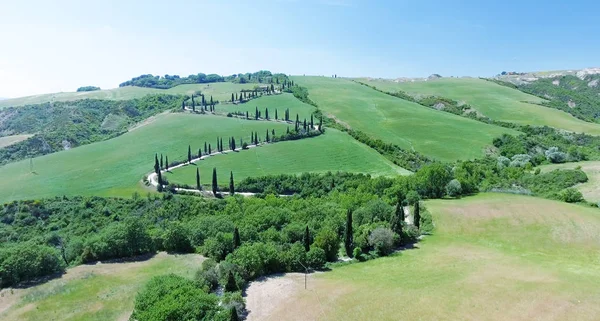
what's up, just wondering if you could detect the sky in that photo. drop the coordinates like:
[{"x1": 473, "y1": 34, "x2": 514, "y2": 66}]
[{"x1": 1, "y1": 0, "x2": 599, "y2": 97}]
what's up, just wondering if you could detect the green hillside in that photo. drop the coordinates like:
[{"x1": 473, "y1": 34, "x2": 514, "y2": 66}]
[
  {"x1": 539, "y1": 161, "x2": 600, "y2": 204},
  {"x1": 363, "y1": 77, "x2": 600, "y2": 135},
  {"x1": 166, "y1": 128, "x2": 409, "y2": 187},
  {"x1": 0, "y1": 82, "x2": 260, "y2": 109},
  {"x1": 266, "y1": 193, "x2": 600, "y2": 320},
  {"x1": 217, "y1": 93, "x2": 316, "y2": 121},
  {"x1": 291, "y1": 76, "x2": 518, "y2": 162},
  {"x1": 0, "y1": 113, "x2": 289, "y2": 202}
]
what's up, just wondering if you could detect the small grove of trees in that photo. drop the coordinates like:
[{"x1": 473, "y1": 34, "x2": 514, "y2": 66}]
[{"x1": 76, "y1": 86, "x2": 100, "y2": 92}]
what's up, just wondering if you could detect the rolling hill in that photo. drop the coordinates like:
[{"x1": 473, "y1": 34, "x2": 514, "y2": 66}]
[
  {"x1": 255, "y1": 193, "x2": 600, "y2": 320},
  {"x1": 0, "y1": 82, "x2": 260, "y2": 109},
  {"x1": 362, "y1": 77, "x2": 600, "y2": 135},
  {"x1": 165, "y1": 128, "x2": 409, "y2": 187},
  {"x1": 291, "y1": 76, "x2": 519, "y2": 162}
]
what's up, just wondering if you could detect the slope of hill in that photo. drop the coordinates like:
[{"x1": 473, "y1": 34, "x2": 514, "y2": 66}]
[
  {"x1": 0, "y1": 82, "x2": 260, "y2": 109},
  {"x1": 291, "y1": 76, "x2": 518, "y2": 162},
  {"x1": 252, "y1": 193, "x2": 600, "y2": 320},
  {"x1": 0, "y1": 113, "x2": 290, "y2": 202},
  {"x1": 363, "y1": 77, "x2": 600, "y2": 135},
  {"x1": 165, "y1": 128, "x2": 409, "y2": 187}
]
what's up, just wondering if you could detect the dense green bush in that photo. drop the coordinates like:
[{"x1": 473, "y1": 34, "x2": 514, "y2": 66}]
[
  {"x1": 76, "y1": 86, "x2": 101, "y2": 92},
  {"x1": 0, "y1": 243, "x2": 65, "y2": 288},
  {"x1": 368, "y1": 227, "x2": 396, "y2": 256}
]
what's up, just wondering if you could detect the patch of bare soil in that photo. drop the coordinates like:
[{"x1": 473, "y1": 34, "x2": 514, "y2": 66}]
[{"x1": 128, "y1": 110, "x2": 170, "y2": 132}]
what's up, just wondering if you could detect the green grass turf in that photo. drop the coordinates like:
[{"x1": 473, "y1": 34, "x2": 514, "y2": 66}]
[
  {"x1": 0, "y1": 113, "x2": 289, "y2": 202},
  {"x1": 538, "y1": 161, "x2": 600, "y2": 204},
  {"x1": 216, "y1": 93, "x2": 316, "y2": 121},
  {"x1": 362, "y1": 77, "x2": 600, "y2": 135},
  {"x1": 0, "y1": 82, "x2": 260, "y2": 108},
  {"x1": 0, "y1": 253, "x2": 204, "y2": 321},
  {"x1": 165, "y1": 128, "x2": 409, "y2": 187},
  {"x1": 291, "y1": 76, "x2": 519, "y2": 162},
  {"x1": 267, "y1": 193, "x2": 600, "y2": 320}
]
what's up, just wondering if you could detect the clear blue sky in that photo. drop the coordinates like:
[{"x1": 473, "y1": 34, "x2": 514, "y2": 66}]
[{"x1": 1, "y1": 0, "x2": 599, "y2": 97}]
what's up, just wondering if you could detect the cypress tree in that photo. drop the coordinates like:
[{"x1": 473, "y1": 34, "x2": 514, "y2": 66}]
[
  {"x1": 266, "y1": 129, "x2": 270, "y2": 142},
  {"x1": 160, "y1": 154, "x2": 163, "y2": 169},
  {"x1": 414, "y1": 201, "x2": 421, "y2": 229},
  {"x1": 255, "y1": 106, "x2": 259, "y2": 120},
  {"x1": 198, "y1": 148, "x2": 202, "y2": 159},
  {"x1": 319, "y1": 116, "x2": 323, "y2": 131},
  {"x1": 212, "y1": 167, "x2": 218, "y2": 196},
  {"x1": 216, "y1": 138, "x2": 220, "y2": 152},
  {"x1": 191, "y1": 95, "x2": 195, "y2": 112},
  {"x1": 286, "y1": 126, "x2": 290, "y2": 134},
  {"x1": 188, "y1": 145, "x2": 192, "y2": 163},
  {"x1": 201, "y1": 95, "x2": 206, "y2": 107},
  {"x1": 246, "y1": 111, "x2": 249, "y2": 119},
  {"x1": 239, "y1": 92, "x2": 243, "y2": 103},
  {"x1": 204, "y1": 142, "x2": 208, "y2": 154},
  {"x1": 231, "y1": 136, "x2": 236, "y2": 150},
  {"x1": 272, "y1": 129, "x2": 275, "y2": 136},
  {"x1": 157, "y1": 170, "x2": 163, "y2": 186},
  {"x1": 344, "y1": 210, "x2": 353, "y2": 257},
  {"x1": 196, "y1": 168, "x2": 201, "y2": 190},
  {"x1": 275, "y1": 109, "x2": 278, "y2": 120},
  {"x1": 165, "y1": 155, "x2": 169, "y2": 171},
  {"x1": 229, "y1": 171, "x2": 235, "y2": 195},
  {"x1": 303, "y1": 226, "x2": 310, "y2": 252},
  {"x1": 303, "y1": 119, "x2": 307, "y2": 131},
  {"x1": 231, "y1": 93, "x2": 234, "y2": 102},
  {"x1": 295, "y1": 114, "x2": 299, "y2": 131},
  {"x1": 225, "y1": 271, "x2": 237, "y2": 292},
  {"x1": 235, "y1": 93, "x2": 238, "y2": 101},
  {"x1": 229, "y1": 306, "x2": 239, "y2": 321},
  {"x1": 220, "y1": 138, "x2": 223, "y2": 152},
  {"x1": 270, "y1": 84, "x2": 274, "y2": 92},
  {"x1": 154, "y1": 154, "x2": 159, "y2": 174},
  {"x1": 210, "y1": 96, "x2": 213, "y2": 106},
  {"x1": 240, "y1": 137, "x2": 243, "y2": 148},
  {"x1": 233, "y1": 227, "x2": 241, "y2": 249},
  {"x1": 310, "y1": 114, "x2": 314, "y2": 129},
  {"x1": 391, "y1": 198, "x2": 404, "y2": 236},
  {"x1": 265, "y1": 108, "x2": 269, "y2": 120},
  {"x1": 209, "y1": 144, "x2": 212, "y2": 154}
]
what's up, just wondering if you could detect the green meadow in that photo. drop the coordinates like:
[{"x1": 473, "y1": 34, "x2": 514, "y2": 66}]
[
  {"x1": 291, "y1": 76, "x2": 518, "y2": 162},
  {"x1": 165, "y1": 128, "x2": 409, "y2": 187},
  {"x1": 363, "y1": 77, "x2": 600, "y2": 135},
  {"x1": 266, "y1": 193, "x2": 600, "y2": 320},
  {"x1": 0, "y1": 113, "x2": 287, "y2": 202}
]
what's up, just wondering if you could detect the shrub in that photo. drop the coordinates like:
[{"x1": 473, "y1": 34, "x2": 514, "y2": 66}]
[
  {"x1": 402, "y1": 225, "x2": 420, "y2": 244},
  {"x1": 558, "y1": 188, "x2": 584, "y2": 203},
  {"x1": 510, "y1": 154, "x2": 531, "y2": 168},
  {"x1": 130, "y1": 274, "x2": 222, "y2": 321},
  {"x1": 545, "y1": 147, "x2": 568, "y2": 163},
  {"x1": 306, "y1": 247, "x2": 327, "y2": 269},
  {"x1": 0, "y1": 244, "x2": 65, "y2": 288},
  {"x1": 313, "y1": 229, "x2": 340, "y2": 262},
  {"x1": 368, "y1": 227, "x2": 396, "y2": 256},
  {"x1": 445, "y1": 179, "x2": 462, "y2": 198},
  {"x1": 162, "y1": 223, "x2": 193, "y2": 253}
]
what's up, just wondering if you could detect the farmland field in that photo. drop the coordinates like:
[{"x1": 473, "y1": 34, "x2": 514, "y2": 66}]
[
  {"x1": 0, "y1": 253, "x2": 204, "y2": 321},
  {"x1": 361, "y1": 77, "x2": 600, "y2": 135},
  {"x1": 249, "y1": 193, "x2": 600, "y2": 320},
  {"x1": 0, "y1": 113, "x2": 288, "y2": 202},
  {"x1": 0, "y1": 134, "x2": 33, "y2": 148},
  {"x1": 0, "y1": 82, "x2": 261, "y2": 109},
  {"x1": 291, "y1": 76, "x2": 519, "y2": 162},
  {"x1": 165, "y1": 128, "x2": 409, "y2": 187},
  {"x1": 539, "y1": 161, "x2": 600, "y2": 204}
]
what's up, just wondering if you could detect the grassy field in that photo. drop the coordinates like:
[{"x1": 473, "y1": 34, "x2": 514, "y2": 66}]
[
  {"x1": 291, "y1": 76, "x2": 518, "y2": 162},
  {"x1": 258, "y1": 193, "x2": 600, "y2": 320},
  {"x1": 165, "y1": 128, "x2": 409, "y2": 186},
  {"x1": 0, "y1": 253, "x2": 204, "y2": 321},
  {"x1": 0, "y1": 134, "x2": 33, "y2": 148},
  {"x1": 0, "y1": 83, "x2": 260, "y2": 108},
  {"x1": 0, "y1": 113, "x2": 289, "y2": 202},
  {"x1": 539, "y1": 161, "x2": 600, "y2": 204},
  {"x1": 361, "y1": 77, "x2": 600, "y2": 135},
  {"x1": 217, "y1": 93, "x2": 316, "y2": 121}
]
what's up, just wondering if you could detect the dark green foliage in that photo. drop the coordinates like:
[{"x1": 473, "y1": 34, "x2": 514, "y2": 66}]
[
  {"x1": 225, "y1": 271, "x2": 238, "y2": 292},
  {"x1": 162, "y1": 223, "x2": 193, "y2": 253},
  {"x1": 76, "y1": 86, "x2": 100, "y2": 92},
  {"x1": 413, "y1": 202, "x2": 421, "y2": 229},
  {"x1": 196, "y1": 168, "x2": 201, "y2": 190},
  {"x1": 314, "y1": 229, "x2": 340, "y2": 262},
  {"x1": 229, "y1": 171, "x2": 235, "y2": 195},
  {"x1": 165, "y1": 155, "x2": 169, "y2": 171},
  {"x1": 188, "y1": 145, "x2": 192, "y2": 163},
  {"x1": 344, "y1": 210, "x2": 353, "y2": 257},
  {"x1": 233, "y1": 227, "x2": 241, "y2": 249},
  {"x1": 0, "y1": 244, "x2": 65, "y2": 288},
  {"x1": 390, "y1": 198, "x2": 404, "y2": 236},
  {"x1": 154, "y1": 154, "x2": 160, "y2": 174},
  {"x1": 0, "y1": 95, "x2": 182, "y2": 165},
  {"x1": 212, "y1": 168, "x2": 218, "y2": 196},
  {"x1": 229, "y1": 306, "x2": 239, "y2": 321},
  {"x1": 120, "y1": 73, "x2": 224, "y2": 88},
  {"x1": 130, "y1": 274, "x2": 222, "y2": 321},
  {"x1": 413, "y1": 163, "x2": 452, "y2": 198},
  {"x1": 303, "y1": 226, "x2": 311, "y2": 252}
]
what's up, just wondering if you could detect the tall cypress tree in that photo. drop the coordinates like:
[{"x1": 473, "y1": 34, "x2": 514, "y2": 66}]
[
  {"x1": 212, "y1": 167, "x2": 218, "y2": 196},
  {"x1": 220, "y1": 138, "x2": 223, "y2": 152},
  {"x1": 188, "y1": 145, "x2": 192, "y2": 163},
  {"x1": 344, "y1": 210, "x2": 354, "y2": 257},
  {"x1": 181, "y1": 100, "x2": 185, "y2": 110},
  {"x1": 265, "y1": 108, "x2": 269, "y2": 120},
  {"x1": 272, "y1": 129, "x2": 275, "y2": 136},
  {"x1": 310, "y1": 114, "x2": 314, "y2": 128},
  {"x1": 191, "y1": 95, "x2": 195, "y2": 112},
  {"x1": 391, "y1": 198, "x2": 405, "y2": 236},
  {"x1": 157, "y1": 169, "x2": 163, "y2": 186},
  {"x1": 225, "y1": 271, "x2": 237, "y2": 292},
  {"x1": 231, "y1": 93, "x2": 234, "y2": 102},
  {"x1": 201, "y1": 95, "x2": 206, "y2": 107},
  {"x1": 275, "y1": 109, "x2": 278, "y2": 120},
  {"x1": 295, "y1": 114, "x2": 299, "y2": 131},
  {"x1": 414, "y1": 201, "x2": 421, "y2": 229},
  {"x1": 210, "y1": 96, "x2": 213, "y2": 106},
  {"x1": 303, "y1": 226, "x2": 310, "y2": 252},
  {"x1": 165, "y1": 155, "x2": 169, "y2": 171},
  {"x1": 196, "y1": 168, "x2": 201, "y2": 190},
  {"x1": 216, "y1": 137, "x2": 220, "y2": 152},
  {"x1": 154, "y1": 154, "x2": 159, "y2": 174},
  {"x1": 198, "y1": 148, "x2": 202, "y2": 159},
  {"x1": 246, "y1": 111, "x2": 249, "y2": 119},
  {"x1": 319, "y1": 116, "x2": 323, "y2": 131},
  {"x1": 266, "y1": 129, "x2": 270, "y2": 142},
  {"x1": 286, "y1": 126, "x2": 290, "y2": 134},
  {"x1": 233, "y1": 227, "x2": 241, "y2": 249},
  {"x1": 229, "y1": 171, "x2": 235, "y2": 195},
  {"x1": 231, "y1": 136, "x2": 236, "y2": 150},
  {"x1": 160, "y1": 154, "x2": 163, "y2": 169},
  {"x1": 209, "y1": 144, "x2": 212, "y2": 154},
  {"x1": 255, "y1": 106, "x2": 259, "y2": 120}
]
